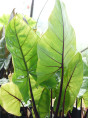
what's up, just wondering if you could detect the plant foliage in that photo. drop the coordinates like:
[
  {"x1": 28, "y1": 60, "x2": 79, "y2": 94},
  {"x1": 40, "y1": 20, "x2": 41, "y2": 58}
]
[{"x1": 0, "y1": 0, "x2": 85, "y2": 118}]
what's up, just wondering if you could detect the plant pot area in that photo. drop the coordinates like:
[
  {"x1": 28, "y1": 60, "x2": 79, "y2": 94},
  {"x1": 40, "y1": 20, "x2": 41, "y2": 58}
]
[
  {"x1": 0, "y1": 106, "x2": 33, "y2": 118},
  {"x1": 1, "y1": 106, "x2": 88, "y2": 118}
]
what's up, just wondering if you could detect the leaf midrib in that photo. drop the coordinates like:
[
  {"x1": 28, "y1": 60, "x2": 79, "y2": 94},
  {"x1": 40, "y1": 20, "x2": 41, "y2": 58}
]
[
  {"x1": 13, "y1": 17, "x2": 39, "y2": 117},
  {"x1": 54, "y1": 1, "x2": 64, "y2": 117},
  {"x1": 14, "y1": 19, "x2": 29, "y2": 76}
]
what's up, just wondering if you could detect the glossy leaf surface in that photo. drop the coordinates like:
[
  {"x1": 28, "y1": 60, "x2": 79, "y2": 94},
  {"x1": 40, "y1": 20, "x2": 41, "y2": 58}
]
[{"x1": 5, "y1": 14, "x2": 39, "y2": 102}]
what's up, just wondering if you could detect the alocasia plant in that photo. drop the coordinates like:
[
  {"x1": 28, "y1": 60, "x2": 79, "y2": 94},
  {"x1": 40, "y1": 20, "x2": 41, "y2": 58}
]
[
  {"x1": 0, "y1": 0, "x2": 84, "y2": 118},
  {"x1": 37, "y1": 0, "x2": 83, "y2": 117}
]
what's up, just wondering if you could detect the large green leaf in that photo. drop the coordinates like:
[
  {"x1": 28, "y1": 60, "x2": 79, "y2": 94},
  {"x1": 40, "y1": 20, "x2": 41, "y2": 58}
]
[
  {"x1": 37, "y1": 0, "x2": 76, "y2": 87},
  {"x1": 5, "y1": 14, "x2": 39, "y2": 102},
  {"x1": 54, "y1": 53, "x2": 83, "y2": 113},
  {"x1": 37, "y1": 0, "x2": 83, "y2": 116},
  {"x1": 0, "y1": 82, "x2": 22, "y2": 116}
]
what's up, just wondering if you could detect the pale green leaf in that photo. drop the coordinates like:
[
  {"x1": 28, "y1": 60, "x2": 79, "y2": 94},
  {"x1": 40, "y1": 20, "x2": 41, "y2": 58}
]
[
  {"x1": 0, "y1": 82, "x2": 22, "y2": 116},
  {"x1": 37, "y1": 0, "x2": 76, "y2": 87}
]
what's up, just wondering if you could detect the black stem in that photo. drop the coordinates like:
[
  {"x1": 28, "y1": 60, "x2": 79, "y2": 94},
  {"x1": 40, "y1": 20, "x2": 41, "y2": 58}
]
[
  {"x1": 14, "y1": 21, "x2": 39, "y2": 118},
  {"x1": 60, "y1": 111, "x2": 61, "y2": 117},
  {"x1": 84, "y1": 109, "x2": 88, "y2": 118},
  {"x1": 29, "y1": 79, "x2": 40, "y2": 118},
  {"x1": 67, "y1": 112, "x2": 71, "y2": 118},
  {"x1": 50, "y1": 89, "x2": 52, "y2": 118},
  {"x1": 81, "y1": 47, "x2": 88, "y2": 53},
  {"x1": 20, "y1": 102, "x2": 28, "y2": 118},
  {"x1": 30, "y1": 0, "x2": 34, "y2": 17},
  {"x1": 81, "y1": 98, "x2": 82, "y2": 118}
]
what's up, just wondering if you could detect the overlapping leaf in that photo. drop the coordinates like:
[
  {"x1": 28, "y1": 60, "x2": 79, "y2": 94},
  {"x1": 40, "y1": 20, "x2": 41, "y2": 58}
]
[
  {"x1": 37, "y1": 0, "x2": 83, "y2": 116},
  {"x1": 54, "y1": 53, "x2": 83, "y2": 113},
  {"x1": 30, "y1": 76, "x2": 50, "y2": 118},
  {"x1": 78, "y1": 55, "x2": 88, "y2": 107},
  {"x1": 38, "y1": 89, "x2": 50, "y2": 118},
  {"x1": 5, "y1": 14, "x2": 39, "y2": 102},
  {"x1": 37, "y1": 0, "x2": 76, "y2": 87}
]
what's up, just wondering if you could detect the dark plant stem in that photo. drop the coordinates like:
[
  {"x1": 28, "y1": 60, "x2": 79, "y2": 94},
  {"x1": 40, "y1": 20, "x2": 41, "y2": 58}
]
[
  {"x1": 29, "y1": 79, "x2": 40, "y2": 118},
  {"x1": 81, "y1": 47, "x2": 88, "y2": 53},
  {"x1": 14, "y1": 23, "x2": 39, "y2": 118},
  {"x1": 30, "y1": 0, "x2": 34, "y2": 17},
  {"x1": 54, "y1": 3, "x2": 64, "y2": 117},
  {"x1": 20, "y1": 102, "x2": 28, "y2": 118},
  {"x1": 50, "y1": 89, "x2": 52, "y2": 118},
  {"x1": 67, "y1": 112, "x2": 71, "y2": 118},
  {"x1": 81, "y1": 98, "x2": 82, "y2": 118},
  {"x1": 84, "y1": 109, "x2": 88, "y2": 118},
  {"x1": 60, "y1": 111, "x2": 61, "y2": 117}
]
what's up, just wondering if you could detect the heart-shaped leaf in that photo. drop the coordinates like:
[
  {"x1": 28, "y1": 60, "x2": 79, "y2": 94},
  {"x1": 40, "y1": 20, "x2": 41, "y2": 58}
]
[
  {"x1": 0, "y1": 82, "x2": 22, "y2": 116},
  {"x1": 37, "y1": 0, "x2": 76, "y2": 87},
  {"x1": 5, "y1": 14, "x2": 39, "y2": 102}
]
